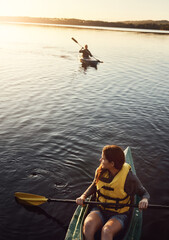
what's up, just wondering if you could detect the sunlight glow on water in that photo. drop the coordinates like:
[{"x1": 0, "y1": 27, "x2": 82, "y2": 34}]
[{"x1": 0, "y1": 22, "x2": 169, "y2": 240}]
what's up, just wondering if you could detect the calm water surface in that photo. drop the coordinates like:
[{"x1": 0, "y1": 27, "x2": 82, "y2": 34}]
[{"x1": 0, "y1": 23, "x2": 169, "y2": 240}]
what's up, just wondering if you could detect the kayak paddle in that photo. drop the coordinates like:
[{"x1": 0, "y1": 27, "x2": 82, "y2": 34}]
[
  {"x1": 71, "y1": 37, "x2": 103, "y2": 63},
  {"x1": 15, "y1": 192, "x2": 169, "y2": 209},
  {"x1": 72, "y1": 37, "x2": 83, "y2": 48}
]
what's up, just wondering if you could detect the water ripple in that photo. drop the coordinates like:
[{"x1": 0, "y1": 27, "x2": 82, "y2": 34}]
[{"x1": 0, "y1": 23, "x2": 169, "y2": 240}]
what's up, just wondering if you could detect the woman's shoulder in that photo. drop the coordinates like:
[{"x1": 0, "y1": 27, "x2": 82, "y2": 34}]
[{"x1": 126, "y1": 169, "x2": 141, "y2": 184}]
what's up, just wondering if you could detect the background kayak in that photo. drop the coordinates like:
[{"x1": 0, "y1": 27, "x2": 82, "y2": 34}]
[{"x1": 80, "y1": 58, "x2": 99, "y2": 68}]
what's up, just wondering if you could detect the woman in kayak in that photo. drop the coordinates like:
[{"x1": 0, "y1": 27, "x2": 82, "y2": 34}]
[
  {"x1": 76, "y1": 145, "x2": 149, "y2": 240},
  {"x1": 79, "y1": 45, "x2": 93, "y2": 59}
]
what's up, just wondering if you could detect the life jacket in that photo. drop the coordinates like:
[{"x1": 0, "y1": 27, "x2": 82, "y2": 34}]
[{"x1": 96, "y1": 163, "x2": 131, "y2": 213}]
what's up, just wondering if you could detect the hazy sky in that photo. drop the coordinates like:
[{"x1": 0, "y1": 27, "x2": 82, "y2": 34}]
[{"x1": 0, "y1": 0, "x2": 169, "y2": 21}]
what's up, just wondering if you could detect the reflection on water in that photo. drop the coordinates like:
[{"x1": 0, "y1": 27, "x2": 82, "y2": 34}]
[
  {"x1": 81, "y1": 61, "x2": 98, "y2": 71},
  {"x1": 0, "y1": 22, "x2": 169, "y2": 240},
  {"x1": 15, "y1": 198, "x2": 67, "y2": 231}
]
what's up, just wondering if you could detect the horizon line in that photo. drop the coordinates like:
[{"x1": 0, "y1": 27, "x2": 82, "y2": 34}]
[{"x1": 0, "y1": 15, "x2": 169, "y2": 23}]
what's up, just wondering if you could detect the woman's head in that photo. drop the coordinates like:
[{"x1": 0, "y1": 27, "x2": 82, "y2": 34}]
[
  {"x1": 95, "y1": 145, "x2": 125, "y2": 184},
  {"x1": 102, "y1": 145, "x2": 125, "y2": 170}
]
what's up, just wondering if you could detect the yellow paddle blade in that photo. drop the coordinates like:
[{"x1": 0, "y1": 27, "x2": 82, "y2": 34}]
[{"x1": 15, "y1": 192, "x2": 48, "y2": 206}]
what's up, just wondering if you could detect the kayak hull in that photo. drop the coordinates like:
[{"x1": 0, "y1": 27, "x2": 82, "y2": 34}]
[
  {"x1": 65, "y1": 147, "x2": 142, "y2": 240},
  {"x1": 80, "y1": 58, "x2": 99, "y2": 68}
]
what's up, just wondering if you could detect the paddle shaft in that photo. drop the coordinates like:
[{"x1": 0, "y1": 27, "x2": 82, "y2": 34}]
[
  {"x1": 15, "y1": 193, "x2": 169, "y2": 209},
  {"x1": 48, "y1": 198, "x2": 169, "y2": 209}
]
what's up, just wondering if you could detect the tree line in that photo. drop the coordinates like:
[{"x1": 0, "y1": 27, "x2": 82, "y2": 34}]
[{"x1": 0, "y1": 16, "x2": 169, "y2": 31}]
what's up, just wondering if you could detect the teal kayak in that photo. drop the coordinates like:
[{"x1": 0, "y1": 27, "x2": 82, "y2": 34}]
[{"x1": 65, "y1": 147, "x2": 142, "y2": 240}]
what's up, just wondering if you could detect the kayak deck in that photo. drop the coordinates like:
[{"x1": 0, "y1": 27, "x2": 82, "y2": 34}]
[{"x1": 65, "y1": 147, "x2": 142, "y2": 240}]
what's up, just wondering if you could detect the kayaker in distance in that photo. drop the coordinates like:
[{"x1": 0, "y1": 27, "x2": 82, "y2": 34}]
[
  {"x1": 79, "y1": 45, "x2": 93, "y2": 59},
  {"x1": 76, "y1": 145, "x2": 150, "y2": 240}
]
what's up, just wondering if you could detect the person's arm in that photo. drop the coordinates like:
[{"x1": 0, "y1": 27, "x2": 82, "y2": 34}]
[
  {"x1": 87, "y1": 49, "x2": 93, "y2": 57},
  {"x1": 79, "y1": 48, "x2": 84, "y2": 53},
  {"x1": 125, "y1": 170, "x2": 150, "y2": 210},
  {"x1": 76, "y1": 179, "x2": 96, "y2": 206},
  {"x1": 89, "y1": 51, "x2": 92, "y2": 57}
]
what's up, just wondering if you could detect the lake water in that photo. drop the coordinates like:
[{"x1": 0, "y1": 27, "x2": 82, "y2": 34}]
[{"x1": 0, "y1": 22, "x2": 169, "y2": 240}]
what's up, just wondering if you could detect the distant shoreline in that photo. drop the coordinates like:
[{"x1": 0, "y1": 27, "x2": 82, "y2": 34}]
[{"x1": 0, "y1": 16, "x2": 169, "y2": 32}]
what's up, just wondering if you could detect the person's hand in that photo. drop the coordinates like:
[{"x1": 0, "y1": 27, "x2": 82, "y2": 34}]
[
  {"x1": 138, "y1": 198, "x2": 148, "y2": 211},
  {"x1": 76, "y1": 194, "x2": 86, "y2": 206}
]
